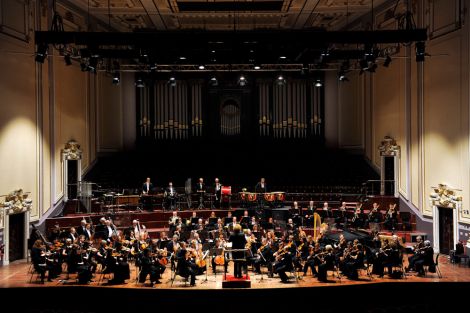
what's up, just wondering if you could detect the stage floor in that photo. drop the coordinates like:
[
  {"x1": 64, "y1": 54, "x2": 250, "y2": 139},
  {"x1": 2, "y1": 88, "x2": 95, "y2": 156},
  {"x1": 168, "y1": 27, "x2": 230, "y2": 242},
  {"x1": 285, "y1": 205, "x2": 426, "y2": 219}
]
[{"x1": 1, "y1": 255, "x2": 469, "y2": 289}]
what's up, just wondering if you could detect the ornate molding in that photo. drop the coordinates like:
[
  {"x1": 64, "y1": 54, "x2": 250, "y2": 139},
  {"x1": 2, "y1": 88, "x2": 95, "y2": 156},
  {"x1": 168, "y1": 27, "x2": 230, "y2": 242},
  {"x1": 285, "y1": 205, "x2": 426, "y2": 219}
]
[
  {"x1": 61, "y1": 140, "x2": 82, "y2": 160},
  {"x1": 378, "y1": 136, "x2": 400, "y2": 156},
  {"x1": 429, "y1": 183, "x2": 462, "y2": 209},
  {"x1": 1, "y1": 189, "x2": 32, "y2": 216}
]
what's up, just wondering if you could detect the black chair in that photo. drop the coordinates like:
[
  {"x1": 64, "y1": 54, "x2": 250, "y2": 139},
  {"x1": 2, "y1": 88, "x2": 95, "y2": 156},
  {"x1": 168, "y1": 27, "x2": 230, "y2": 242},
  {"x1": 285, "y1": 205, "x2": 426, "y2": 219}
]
[
  {"x1": 424, "y1": 253, "x2": 442, "y2": 278},
  {"x1": 170, "y1": 259, "x2": 189, "y2": 286}
]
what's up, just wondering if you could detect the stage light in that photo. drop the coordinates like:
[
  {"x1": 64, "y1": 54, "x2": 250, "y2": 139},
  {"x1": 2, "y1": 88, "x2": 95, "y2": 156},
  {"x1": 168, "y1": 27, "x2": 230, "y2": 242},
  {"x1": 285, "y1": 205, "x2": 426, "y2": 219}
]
[
  {"x1": 209, "y1": 76, "x2": 218, "y2": 87},
  {"x1": 238, "y1": 75, "x2": 247, "y2": 86},
  {"x1": 279, "y1": 56, "x2": 287, "y2": 60},
  {"x1": 314, "y1": 79, "x2": 323, "y2": 87},
  {"x1": 416, "y1": 41, "x2": 425, "y2": 62},
  {"x1": 276, "y1": 74, "x2": 286, "y2": 86},
  {"x1": 35, "y1": 44, "x2": 48, "y2": 63},
  {"x1": 198, "y1": 65, "x2": 205, "y2": 70},
  {"x1": 253, "y1": 63, "x2": 261, "y2": 70},
  {"x1": 168, "y1": 76, "x2": 177, "y2": 87},
  {"x1": 112, "y1": 72, "x2": 120, "y2": 85},
  {"x1": 179, "y1": 56, "x2": 187, "y2": 61},
  {"x1": 64, "y1": 54, "x2": 72, "y2": 66},
  {"x1": 383, "y1": 55, "x2": 392, "y2": 67}
]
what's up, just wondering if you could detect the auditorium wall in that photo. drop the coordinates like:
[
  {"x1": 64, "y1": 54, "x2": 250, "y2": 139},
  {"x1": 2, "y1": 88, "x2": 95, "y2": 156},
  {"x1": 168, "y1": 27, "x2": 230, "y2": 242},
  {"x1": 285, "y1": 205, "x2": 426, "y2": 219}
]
[{"x1": 329, "y1": 1, "x2": 470, "y2": 235}]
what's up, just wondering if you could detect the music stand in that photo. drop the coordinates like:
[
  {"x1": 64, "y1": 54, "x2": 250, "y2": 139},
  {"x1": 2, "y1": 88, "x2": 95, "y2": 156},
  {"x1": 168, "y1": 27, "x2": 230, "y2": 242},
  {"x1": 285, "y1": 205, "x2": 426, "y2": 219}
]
[
  {"x1": 256, "y1": 250, "x2": 267, "y2": 283},
  {"x1": 200, "y1": 250, "x2": 212, "y2": 284}
]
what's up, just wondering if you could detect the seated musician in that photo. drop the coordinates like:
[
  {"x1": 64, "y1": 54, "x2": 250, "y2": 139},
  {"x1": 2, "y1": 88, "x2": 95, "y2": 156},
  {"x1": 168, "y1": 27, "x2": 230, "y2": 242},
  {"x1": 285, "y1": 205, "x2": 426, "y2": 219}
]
[
  {"x1": 305, "y1": 200, "x2": 315, "y2": 220},
  {"x1": 406, "y1": 236, "x2": 425, "y2": 272},
  {"x1": 139, "y1": 248, "x2": 162, "y2": 286},
  {"x1": 228, "y1": 216, "x2": 238, "y2": 232},
  {"x1": 272, "y1": 237, "x2": 295, "y2": 283},
  {"x1": 142, "y1": 177, "x2": 153, "y2": 195},
  {"x1": 107, "y1": 241, "x2": 130, "y2": 284},
  {"x1": 384, "y1": 203, "x2": 398, "y2": 231},
  {"x1": 169, "y1": 211, "x2": 180, "y2": 235},
  {"x1": 414, "y1": 240, "x2": 434, "y2": 276},
  {"x1": 214, "y1": 178, "x2": 222, "y2": 209},
  {"x1": 196, "y1": 177, "x2": 205, "y2": 208},
  {"x1": 265, "y1": 217, "x2": 275, "y2": 231},
  {"x1": 372, "y1": 239, "x2": 394, "y2": 277},
  {"x1": 167, "y1": 234, "x2": 180, "y2": 254},
  {"x1": 286, "y1": 218, "x2": 295, "y2": 234},
  {"x1": 249, "y1": 216, "x2": 258, "y2": 230},
  {"x1": 77, "y1": 219, "x2": 87, "y2": 237},
  {"x1": 317, "y1": 245, "x2": 335, "y2": 282},
  {"x1": 176, "y1": 242, "x2": 196, "y2": 286},
  {"x1": 31, "y1": 239, "x2": 53, "y2": 283},
  {"x1": 342, "y1": 243, "x2": 364, "y2": 280},
  {"x1": 164, "y1": 182, "x2": 177, "y2": 211},
  {"x1": 302, "y1": 244, "x2": 320, "y2": 277},
  {"x1": 48, "y1": 223, "x2": 63, "y2": 242},
  {"x1": 67, "y1": 227, "x2": 78, "y2": 243},
  {"x1": 93, "y1": 218, "x2": 107, "y2": 240},
  {"x1": 194, "y1": 218, "x2": 205, "y2": 232},
  {"x1": 105, "y1": 219, "x2": 115, "y2": 241},
  {"x1": 240, "y1": 210, "x2": 250, "y2": 229},
  {"x1": 190, "y1": 211, "x2": 200, "y2": 229},
  {"x1": 292, "y1": 201, "x2": 301, "y2": 214},
  {"x1": 211, "y1": 237, "x2": 227, "y2": 274}
]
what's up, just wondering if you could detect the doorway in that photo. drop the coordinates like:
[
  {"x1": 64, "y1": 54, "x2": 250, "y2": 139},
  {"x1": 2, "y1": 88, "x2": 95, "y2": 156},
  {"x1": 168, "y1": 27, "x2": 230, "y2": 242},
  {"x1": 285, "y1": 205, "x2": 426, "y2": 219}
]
[
  {"x1": 8, "y1": 213, "x2": 25, "y2": 262},
  {"x1": 438, "y1": 207, "x2": 453, "y2": 255}
]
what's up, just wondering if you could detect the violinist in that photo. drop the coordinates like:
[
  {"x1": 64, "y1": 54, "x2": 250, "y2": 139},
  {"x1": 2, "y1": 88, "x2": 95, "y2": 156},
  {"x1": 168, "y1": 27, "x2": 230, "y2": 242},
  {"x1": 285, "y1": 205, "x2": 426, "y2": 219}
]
[
  {"x1": 317, "y1": 245, "x2": 335, "y2": 282},
  {"x1": 139, "y1": 248, "x2": 162, "y2": 286},
  {"x1": 107, "y1": 241, "x2": 130, "y2": 284},
  {"x1": 342, "y1": 243, "x2": 364, "y2": 280},
  {"x1": 302, "y1": 244, "x2": 319, "y2": 277},
  {"x1": 414, "y1": 240, "x2": 434, "y2": 276},
  {"x1": 272, "y1": 236, "x2": 295, "y2": 283},
  {"x1": 368, "y1": 202, "x2": 382, "y2": 224},
  {"x1": 76, "y1": 241, "x2": 94, "y2": 284},
  {"x1": 406, "y1": 236, "x2": 424, "y2": 272},
  {"x1": 177, "y1": 242, "x2": 196, "y2": 286},
  {"x1": 67, "y1": 227, "x2": 78, "y2": 243},
  {"x1": 253, "y1": 237, "x2": 273, "y2": 274},
  {"x1": 32, "y1": 240, "x2": 55, "y2": 283}
]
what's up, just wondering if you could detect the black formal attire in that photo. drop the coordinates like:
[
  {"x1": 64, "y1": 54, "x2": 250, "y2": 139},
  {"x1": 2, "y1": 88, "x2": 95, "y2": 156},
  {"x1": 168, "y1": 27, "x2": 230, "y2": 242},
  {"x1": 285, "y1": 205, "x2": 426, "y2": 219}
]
[
  {"x1": 164, "y1": 186, "x2": 177, "y2": 210},
  {"x1": 317, "y1": 252, "x2": 335, "y2": 282},
  {"x1": 94, "y1": 223, "x2": 107, "y2": 240},
  {"x1": 177, "y1": 249, "x2": 196, "y2": 286},
  {"x1": 273, "y1": 251, "x2": 293, "y2": 283},
  {"x1": 196, "y1": 183, "x2": 205, "y2": 208},
  {"x1": 142, "y1": 182, "x2": 154, "y2": 194},
  {"x1": 214, "y1": 183, "x2": 222, "y2": 209},
  {"x1": 31, "y1": 247, "x2": 51, "y2": 282},
  {"x1": 228, "y1": 232, "x2": 247, "y2": 278},
  {"x1": 415, "y1": 246, "x2": 434, "y2": 276},
  {"x1": 407, "y1": 242, "x2": 425, "y2": 271},
  {"x1": 384, "y1": 211, "x2": 398, "y2": 231}
]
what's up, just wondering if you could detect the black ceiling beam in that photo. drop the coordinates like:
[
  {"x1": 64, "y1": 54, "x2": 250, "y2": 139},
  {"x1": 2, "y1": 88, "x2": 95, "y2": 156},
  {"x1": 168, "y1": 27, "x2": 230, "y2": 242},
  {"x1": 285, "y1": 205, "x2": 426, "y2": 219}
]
[{"x1": 35, "y1": 29, "x2": 428, "y2": 47}]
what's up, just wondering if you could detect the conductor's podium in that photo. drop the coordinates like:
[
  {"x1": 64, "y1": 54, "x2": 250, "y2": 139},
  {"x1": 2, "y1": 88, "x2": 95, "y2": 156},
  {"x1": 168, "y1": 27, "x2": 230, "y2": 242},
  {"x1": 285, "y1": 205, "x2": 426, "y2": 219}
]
[{"x1": 222, "y1": 274, "x2": 251, "y2": 289}]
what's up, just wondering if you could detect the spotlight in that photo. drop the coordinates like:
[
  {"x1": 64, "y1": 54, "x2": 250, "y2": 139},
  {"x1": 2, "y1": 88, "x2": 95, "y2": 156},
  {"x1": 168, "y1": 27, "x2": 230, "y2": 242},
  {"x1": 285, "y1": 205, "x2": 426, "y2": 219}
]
[
  {"x1": 209, "y1": 76, "x2": 218, "y2": 87},
  {"x1": 135, "y1": 75, "x2": 145, "y2": 88},
  {"x1": 198, "y1": 65, "x2": 205, "y2": 70},
  {"x1": 35, "y1": 44, "x2": 48, "y2": 63},
  {"x1": 416, "y1": 41, "x2": 425, "y2": 62},
  {"x1": 279, "y1": 56, "x2": 287, "y2": 60},
  {"x1": 253, "y1": 64, "x2": 261, "y2": 70},
  {"x1": 179, "y1": 56, "x2": 186, "y2": 61},
  {"x1": 383, "y1": 55, "x2": 392, "y2": 67},
  {"x1": 276, "y1": 74, "x2": 286, "y2": 86},
  {"x1": 238, "y1": 74, "x2": 247, "y2": 87},
  {"x1": 112, "y1": 72, "x2": 120, "y2": 85},
  {"x1": 168, "y1": 76, "x2": 177, "y2": 87},
  {"x1": 64, "y1": 54, "x2": 72, "y2": 66},
  {"x1": 314, "y1": 79, "x2": 323, "y2": 87}
]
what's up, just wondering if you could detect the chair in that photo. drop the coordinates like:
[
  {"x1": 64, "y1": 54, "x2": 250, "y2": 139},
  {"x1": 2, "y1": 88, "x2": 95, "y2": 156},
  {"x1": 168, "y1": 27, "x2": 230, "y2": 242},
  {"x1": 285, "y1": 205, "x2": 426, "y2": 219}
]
[
  {"x1": 424, "y1": 253, "x2": 442, "y2": 278},
  {"x1": 170, "y1": 259, "x2": 189, "y2": 286}
]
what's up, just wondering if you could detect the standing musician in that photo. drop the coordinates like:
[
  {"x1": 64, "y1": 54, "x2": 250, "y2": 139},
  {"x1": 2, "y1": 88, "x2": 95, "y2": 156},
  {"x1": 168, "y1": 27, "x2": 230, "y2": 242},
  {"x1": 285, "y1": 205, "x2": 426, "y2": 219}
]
[
  {"x1": 164, "y1": 182, "x2": 177, "y2": 211},
  {"x1": 321, "y1": 202, "x2": 332, "y2": 218},
  {"x1": 351, "y1": 208, "x2": 364, "y2": 229},
  {"x1": 142, "y1": 177, "x2": 153, "y2": 195},
  {"x1": 214, "y1": 178, "x2": 222, "y2": 209},
  {"x1": 255, "y1": 177, "x2": 267, "y2": 193},
  {"x1": 196, "y1": 178, "x2": 206, "y2": 209},
  {"x1": 168, "y1": 211, "x2": 180, "y2": 235},
  {"x1": 228, "y1": 224, "x2": 247, "y2": 278},
  {"x1": 384, "y1": 203, "x2": 398, "y2": 231}
]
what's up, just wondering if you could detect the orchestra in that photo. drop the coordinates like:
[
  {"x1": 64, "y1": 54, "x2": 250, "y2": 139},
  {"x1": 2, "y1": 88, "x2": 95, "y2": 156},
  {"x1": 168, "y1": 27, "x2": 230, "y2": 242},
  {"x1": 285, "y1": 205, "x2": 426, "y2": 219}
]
[{"x1": 31, "y1": 177, "x2": 436, "y2": 288}]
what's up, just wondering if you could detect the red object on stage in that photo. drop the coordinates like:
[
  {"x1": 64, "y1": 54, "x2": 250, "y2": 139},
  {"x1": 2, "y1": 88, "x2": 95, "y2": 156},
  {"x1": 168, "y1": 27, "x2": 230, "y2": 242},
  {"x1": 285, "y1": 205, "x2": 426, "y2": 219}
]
[
  {"x1": 221, "y1": 186, "x2": 232, "y2": 196},
  {"x1": 222, "y1": 274, "x2": 251, "y2": 288}
]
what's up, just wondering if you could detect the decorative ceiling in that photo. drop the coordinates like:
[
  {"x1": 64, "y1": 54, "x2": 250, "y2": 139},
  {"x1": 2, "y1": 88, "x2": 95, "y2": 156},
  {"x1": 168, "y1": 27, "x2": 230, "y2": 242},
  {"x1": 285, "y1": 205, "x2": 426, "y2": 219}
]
[{"x1": 58, "y1": 0, "x2": 390, "y2": 32}]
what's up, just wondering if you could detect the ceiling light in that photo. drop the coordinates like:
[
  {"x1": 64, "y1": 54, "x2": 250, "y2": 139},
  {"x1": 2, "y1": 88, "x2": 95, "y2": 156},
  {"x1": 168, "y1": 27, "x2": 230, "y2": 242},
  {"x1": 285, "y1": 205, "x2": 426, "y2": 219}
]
[
  {"x1": 279, "y1": 56, "x2": 287, "y2": 59},
  {"x1": 314, "y1": 80, "x2": 323, "y2": 87},
  {"x1": 179, "y1": 56, "x2": 186, "y2": 60},
  {"x1": 198, "y1": 65, "x2": 205, "y2": 70},
  {"x1": 209, "y1": 76, "x2": 218, "y2": 87},
  {"x1": 135, "y1": 76, "x2": 145, "y2": 88},
  {"x1": 168, "y1": 76, "x2": 176, "y2": 87},
  {"x1": 238, "y1": 75, "x2": 247, "y2": 86},
  {"x1": 253, "y1": 64, "x2": 261, "y2": 70}
]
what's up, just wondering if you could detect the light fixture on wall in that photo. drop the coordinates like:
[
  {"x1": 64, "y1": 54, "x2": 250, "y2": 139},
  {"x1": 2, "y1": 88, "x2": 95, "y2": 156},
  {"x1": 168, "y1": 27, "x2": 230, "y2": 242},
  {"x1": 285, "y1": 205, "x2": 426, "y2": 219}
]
[
  {"x1": 35, "y1": 44, "x2": 48, "y2": 63},
  {"x1": 209, "y1": 75, "x2": 218, "y2": 87}
]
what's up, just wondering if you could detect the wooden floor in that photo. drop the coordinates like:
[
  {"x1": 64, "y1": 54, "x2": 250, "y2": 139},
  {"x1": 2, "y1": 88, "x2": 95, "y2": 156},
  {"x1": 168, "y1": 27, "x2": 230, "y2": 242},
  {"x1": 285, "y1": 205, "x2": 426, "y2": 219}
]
[{"x1": 1, "y1": 255, "x2": 469, "y2": 289}]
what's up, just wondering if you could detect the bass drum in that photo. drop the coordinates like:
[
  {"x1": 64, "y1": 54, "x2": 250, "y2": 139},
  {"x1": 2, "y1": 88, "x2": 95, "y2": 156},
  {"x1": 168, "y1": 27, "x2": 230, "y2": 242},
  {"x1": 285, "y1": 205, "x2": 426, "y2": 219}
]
[
  {"x1": 247, "y1": 193, "x2": 257, "y2": 202},
  {"x1": 264, "y1": 192, "x2": 275, "y2": 202},
  {"x1": 274, "y1": 191, "x2": 285, "y2": 202}
]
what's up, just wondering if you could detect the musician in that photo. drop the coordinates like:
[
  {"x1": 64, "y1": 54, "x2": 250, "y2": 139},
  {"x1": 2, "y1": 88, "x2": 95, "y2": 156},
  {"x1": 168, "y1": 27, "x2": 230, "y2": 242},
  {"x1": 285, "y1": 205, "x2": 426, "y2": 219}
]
[
  {"x1": 273, "y1": 238, "x2": 294, "y2": 283},
  {"x1": 384, "y1": 203, "x2": 398, "y2": 231},
  {"x1": 211, "y1": 237, "x2": 228, "y2": 274},
  {"x1": 351, "y1": 208, "x2": 364, "y2": 229},
  {"x1": 190, "y1": 211, "x2": 200, "y2": 229},
  {"x1": 139, "y1": 248, "x2": 162, "y2": 286},
  {"x1": 67, "y1": 227, "x2": 78, "y2": 243},
  {"x1": 194, "y1": 218, "x2": 205, "y2": 232},
  {"x1": 176, "y1": 242, "x2": 196, "y2": 286},
  {"x1": 214, "y1": 178, "x2": 222, "y2": 209},
  {"x1": 372, "y1": 239, "x2": 393, "y2": 277},
  {"x1": 317, "y1": 245, "x2": 335, "y2": 282},
  {"x1": 368, "y1": 202, "x2": 382, "y2": 224},
  {"x1": 253, "y1": 237, "x2": 273, "y2": 274},
  {"x1": 196, "y1": 178, "x2": 205, "y2": 208},
  {"x1": 142, "y1": 177, "x2": 153, "y2": 195},
  {"x1": 292, "y1": 201, "x2": 301, "y2": 214},
  {"x1": 265, "y1": 217, "x2": 275, "y2": 231},
  {"x1": 107, "y1": 241, "x2": 130, "y2": 284},
  {"x1": 414, "y1": 240, "x2": 434, "y2": 276},
  {"x1": 164, "y1": 182, "x2": 177, "y2": 211},
  {"x1": 406, "y1": 236, "x2": 424, "y2": 272},
  {"x1": 94, "y1": 217, "x2": 107, "y2": 240},
  {"x1": 255, "y1": 177, "x2": 267, "y2": 193},
  {"x1": 224, "y1": 211, "x2": 233, "y2": 226},
  {"x1": 321, "y1": 201, "x2": 332, "y2": 218},
  {"x1": 302, "y1": 245, "x2": 319, "y2": 277},
  {"x1": 342, "y1": 243, "x2": 364, "y2": 280},
  {"x1": 228, "y1": 216, "x2": 238, "y2": 232},
  {"x1": 228, "y1": 224, "x2": 247, "y2": 278},
  {"x1": 240, "y1": 210, "x2": 250, "y2": 229},
  {"x1": 84, "y1": 223, "x2": 93, "y2": 241},
  {"x1": 169, "y1": 211, "x2": 180, "y2": 235},
  {"x1": 167, "y1": 235, "x2": 180, "y2": 254},
  {"x1": 77, "y1": 220, "x2": 87, "y2": 237},
  {"x1": 105, "y1": 219, "x2": 115, "y2": 240},
  {"x1": 335, "y1": 202, "x2": 348, "y2": 228},
  {"x1": 48, "y1": 223, "x2": 63, "y2": 242},
  {"x1": 31, "y1": 239, "x2": 52, "y2": 283}
]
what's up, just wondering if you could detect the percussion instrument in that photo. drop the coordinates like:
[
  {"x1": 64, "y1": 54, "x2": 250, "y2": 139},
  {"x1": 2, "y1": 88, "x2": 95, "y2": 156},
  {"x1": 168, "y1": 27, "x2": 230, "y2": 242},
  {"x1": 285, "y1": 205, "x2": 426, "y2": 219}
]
[
  {"x1": 247, "y1": 193, "x2": 257, "y2": 202},
  {"x1": 264, "y1": 192, "x2": 275, "y2": 202},
  {"x1": 221, "y1": 186, "x2": 232, "y2": 196},
  {"x1": 239, "y1": 192, "x2": 247, "y2": 201},
  {"x1": 274, "y1": 191, "x2": 285, "y2": 202}
]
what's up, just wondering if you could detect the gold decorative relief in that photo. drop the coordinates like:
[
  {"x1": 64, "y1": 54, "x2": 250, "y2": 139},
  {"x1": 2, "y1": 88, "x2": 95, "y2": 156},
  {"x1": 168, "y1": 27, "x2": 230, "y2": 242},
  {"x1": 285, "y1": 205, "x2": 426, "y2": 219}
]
[
  {"x1": 430, "y1": 183, "x2": 462, "y2": 209},
  {"x1": 378, "y1": 136, "x2": 400, "y2": 156},
  {"x1": 61, "y1": 140, "x2": 82, "y2": 160},
  {"x1": 1, "y1": 189, "x2": 32, "y2": 216}
]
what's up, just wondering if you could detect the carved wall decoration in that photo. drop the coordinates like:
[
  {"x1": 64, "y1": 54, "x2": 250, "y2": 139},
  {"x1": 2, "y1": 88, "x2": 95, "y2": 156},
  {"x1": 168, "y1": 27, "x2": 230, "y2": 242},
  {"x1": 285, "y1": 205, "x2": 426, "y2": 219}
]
[
  {"x1": 378, "y1": 136, "x2": 400, "y2": 156},
  {"x1": 1, "y1": 189, "x2": 32, "y2": 216},
  {"x1": 429, "y1": 183, "x2": 462, "y2": 209},
  {"x1": 61, "y1": 140, "x2": 83, "y2": 160}
]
